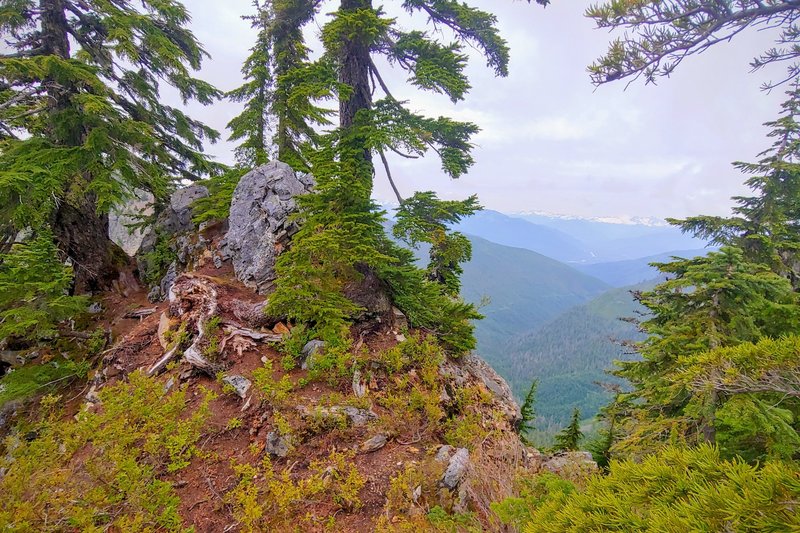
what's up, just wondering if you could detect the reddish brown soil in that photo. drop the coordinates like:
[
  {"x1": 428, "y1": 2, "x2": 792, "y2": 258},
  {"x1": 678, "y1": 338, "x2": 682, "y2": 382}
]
[
  {"x1": 80, "y1": 261, "x2": 446, "y2": 532},
  {"x1": 4, "y1": 249, "x2": 515, "y2": 532}
]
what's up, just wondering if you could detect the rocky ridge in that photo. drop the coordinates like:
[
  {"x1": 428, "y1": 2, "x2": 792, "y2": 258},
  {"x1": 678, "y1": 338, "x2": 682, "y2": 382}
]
[{"x1": 4, "y1": 162, "x2": 596, "y2": 531}]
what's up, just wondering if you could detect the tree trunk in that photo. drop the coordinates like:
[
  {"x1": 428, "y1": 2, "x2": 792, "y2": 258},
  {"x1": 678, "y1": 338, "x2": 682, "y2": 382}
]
[
  {"x1": 40, "y1": 0, "x2": 71, "y2": 59},
  {"x1": 40, "y1": 0, "x2": 133, "y2": 293},
  {"x1": 52, "y1": 194, "x2": 128, "y2": 293},
  {"x1": 338, "y1": 0, "x2": 374, "y2": 189},
  {"x1": 339, "y1": 0, "x2": 373, "y2": 129}
]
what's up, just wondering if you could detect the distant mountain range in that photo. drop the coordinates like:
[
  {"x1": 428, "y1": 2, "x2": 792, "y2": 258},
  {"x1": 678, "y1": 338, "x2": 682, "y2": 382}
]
[
  {"x1": 574, "y1": 249, "x2": 709, "y2": 287},
  {"x1": 454, "y1": 209, "x2": 709, "y2": 264},
  {"x1": 454, "y1": 211, "x2": 590, "y2": 263}
]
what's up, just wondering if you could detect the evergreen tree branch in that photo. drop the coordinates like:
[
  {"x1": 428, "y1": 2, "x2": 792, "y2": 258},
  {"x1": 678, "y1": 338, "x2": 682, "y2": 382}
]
[{"x1": 379, "y1": 149, "x2": 403, "y2": 203}]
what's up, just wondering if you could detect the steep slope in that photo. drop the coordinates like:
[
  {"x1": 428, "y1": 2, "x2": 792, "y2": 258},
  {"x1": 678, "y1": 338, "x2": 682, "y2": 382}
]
[
  {"x1": 0, "y1": 168, "x2": 540, "y2": 532},
  {"x1": 575, "y1": 249, "x2": 709, "y2": 287},
  {"x1": 461, "y1": 236, "x2": 611, "y2": 369},
  {"x1": 454, "y1": 210, "x2": 590, "y2": 263},
  {"x1": 495, "y1": 282, "x2": 655, "y2": 427}
]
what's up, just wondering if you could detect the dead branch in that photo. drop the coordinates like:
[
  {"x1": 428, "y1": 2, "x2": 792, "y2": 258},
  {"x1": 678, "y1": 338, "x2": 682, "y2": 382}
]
[{"x1": 123, "y1": 307, "x2": 158, "y2": 320}]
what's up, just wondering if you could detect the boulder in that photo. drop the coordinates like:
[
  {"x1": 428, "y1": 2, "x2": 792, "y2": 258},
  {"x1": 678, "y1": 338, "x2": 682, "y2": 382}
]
[
  {"x1": 302, "y1": 405, "x2": 378, "y2": 427},
  {"x1": 359, "y1": 434, "x2": 388, "y2": 454},
  {"x1": 541, "y1": 451, "x2": 598, "y2": 479},
  {"x1": 125, "y1": 184, "x2": 212, "y2": 301},
  {"x1": 224, "y1": 162, "x2": 314, "y2": 293},
  {"x1": 136, "y1": 184, "x2": 208, "y2": 257},
  {"x1": 441, "y1": 448, "x2": 470, "y2": 490},
  {"x1": 435, "y1": 445, "x2": 455, "y2": 463},
  {"x1": 147, "y1": 261, "x2": 177, "y2": 303},
  {"x1": 392, "y1": 307, "x2": 408, "y2": 331},
  {"x1": 109, "y1": 189, "x2": 155, "y2": 256},
  {"x1": 222, "y1": 375, "x2": 252, "y2": 399},
  {"x1": 301, "y1": 340, "x2": 326, "y2": 370},
  {"x1": 335, "y1": 406, "x2": 378, "y2": 427},
  {"x1": 158, "y1": 185, "x2": 209, "y2": 236}
]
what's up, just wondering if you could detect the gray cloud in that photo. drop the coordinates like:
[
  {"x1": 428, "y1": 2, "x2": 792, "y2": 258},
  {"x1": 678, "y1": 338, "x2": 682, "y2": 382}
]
[{"x1": 184, "y1": 0, "x2": 786, "y2": 219}]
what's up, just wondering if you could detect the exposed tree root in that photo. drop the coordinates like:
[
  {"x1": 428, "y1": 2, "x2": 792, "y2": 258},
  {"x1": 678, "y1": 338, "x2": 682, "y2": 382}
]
[{"x1": 148, "y1": 274, "x2": 283, "y2": 376}]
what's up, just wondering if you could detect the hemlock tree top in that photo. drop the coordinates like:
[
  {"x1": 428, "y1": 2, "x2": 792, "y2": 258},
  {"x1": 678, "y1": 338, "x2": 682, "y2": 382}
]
[
  {"x1": 227, "y1": 0, "x2": 334, "y2": 170},
  {"x1": 0, "y1": 0, "x2": 220, "y2": 291}
]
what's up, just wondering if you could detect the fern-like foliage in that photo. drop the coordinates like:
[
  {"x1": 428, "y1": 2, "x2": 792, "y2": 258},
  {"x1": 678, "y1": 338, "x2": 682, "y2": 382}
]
[{"x1": 393, "y1": 191, "x2": 481, "y2": 296}]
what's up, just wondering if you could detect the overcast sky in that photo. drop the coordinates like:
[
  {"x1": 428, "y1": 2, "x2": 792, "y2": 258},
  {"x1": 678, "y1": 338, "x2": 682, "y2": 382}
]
[{"x1": 181, "y1": 0, "x2": 786, "y2": 219}]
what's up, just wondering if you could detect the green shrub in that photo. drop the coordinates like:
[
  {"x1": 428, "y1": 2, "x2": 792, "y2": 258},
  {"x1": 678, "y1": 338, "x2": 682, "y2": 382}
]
[
  {"x1": 491, "y1": 473, "x2": 575, "y2": 530},
  {"x1": 0, "y1": 358, "x2": 89, "y2": 406},
  {"x1": 0, "y1": 232, "x2": 88, "y2": 341},
  {"x1": 502, "y1": 444, "x2": 800, "y2": 532},
  {"x1": 252, "y1": 358, "x2": 295, "y2": 404},
  {"x1": 191, "y1": 167, "x2": 246, "y2": 225},
  {"x1": 0, "y1": 372, "x2": 214, "y2": 531},
  {"x1": 139, "y1": 229, "x2": 177, "y2": 286}
]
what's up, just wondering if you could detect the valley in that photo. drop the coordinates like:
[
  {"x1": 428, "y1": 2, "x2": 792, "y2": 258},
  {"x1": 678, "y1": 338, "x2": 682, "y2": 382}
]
[{"x1": 451, "y1": 210, "x2": 710, "y2": 430}]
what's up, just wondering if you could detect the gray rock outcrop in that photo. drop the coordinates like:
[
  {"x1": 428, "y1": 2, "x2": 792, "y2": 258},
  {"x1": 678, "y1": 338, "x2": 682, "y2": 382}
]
[
  {"x1": 441, "y1": 447, "x2": 470, "y2": 490},
  {"x1": 463, "y1": 354, "x2": 522, "y2": 427},
  {"x1": 122, "y1": 184, "x2": 211, "y2": 301},
  {"x1": 224, "y1": 162, "x2": 314, "y2": 293},
  {"x1": 109, "y1": 189, "x2": 155, "y2": 256},
  {"x1": 138, "y1": 184, "x2": 209, "y2": 258},
  {"x1": 439, "y1": 353, "x2": 522, "y2": 427}
]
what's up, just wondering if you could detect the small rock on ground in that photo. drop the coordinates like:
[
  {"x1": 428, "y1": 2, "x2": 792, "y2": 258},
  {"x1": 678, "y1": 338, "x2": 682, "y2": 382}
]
[{"x1": 222, "y1": 375, "x2": 252, "y2": 399}]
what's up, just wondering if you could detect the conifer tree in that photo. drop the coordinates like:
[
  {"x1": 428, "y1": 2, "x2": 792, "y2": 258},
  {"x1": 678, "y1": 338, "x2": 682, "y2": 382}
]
[
  {"x1": 612, "y1": 247, "x2": 800, "y2": 457},
  {"x1": 0, "y1": 0, "x2": 220, "y2": 292},
  {"x1": 554, "y1": 407, "x2": 583, "y2": 452},
  {"x1": 393, "y1": 192, "x2": 481, "y2": 296},
  {"x1": 227, "y1": 0, "x2": 333, "y2": 170},
  {"x1": 268, "y1": 0, "x2": 550, "y2": 347},
  {"x1": 674, "y1": 87, "x2": 800, "y2": 288},
  {"x1": 586, "y1": 384, "x2": 627, "y2": 470},
  {"x1": 519, "y1": 379, "x2": 538, "y2": 445},
  {"x1": 227, "y1": 1, "x2": 274, "y2": 167}
]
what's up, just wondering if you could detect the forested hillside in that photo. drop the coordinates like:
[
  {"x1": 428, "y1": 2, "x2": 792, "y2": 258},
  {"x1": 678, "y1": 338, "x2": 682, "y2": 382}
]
[
  {"x1": 461, "y1": 236, "x2": 609, "y2": 350},
  {"x1": 498, "y1": 283, "x2": 651, "y2": 426}
]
